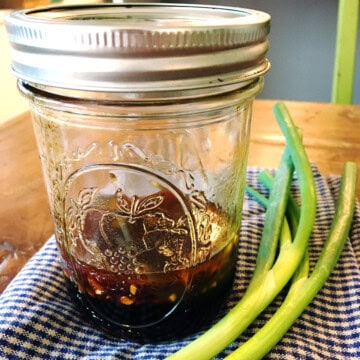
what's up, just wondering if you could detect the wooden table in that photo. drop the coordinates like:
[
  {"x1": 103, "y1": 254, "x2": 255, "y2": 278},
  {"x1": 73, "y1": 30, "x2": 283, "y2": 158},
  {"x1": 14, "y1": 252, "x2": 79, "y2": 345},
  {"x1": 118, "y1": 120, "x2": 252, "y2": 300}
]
[{"x1": 0, "y1": 99, "x2": 359, "y2": 293}]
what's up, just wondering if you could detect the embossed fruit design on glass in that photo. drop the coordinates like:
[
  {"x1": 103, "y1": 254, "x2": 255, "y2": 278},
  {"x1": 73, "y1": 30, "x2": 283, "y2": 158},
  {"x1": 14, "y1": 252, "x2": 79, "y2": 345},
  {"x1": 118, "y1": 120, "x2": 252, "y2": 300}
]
[{"x1": 5, "y1": 3, "x2": 270, "y2": 341}]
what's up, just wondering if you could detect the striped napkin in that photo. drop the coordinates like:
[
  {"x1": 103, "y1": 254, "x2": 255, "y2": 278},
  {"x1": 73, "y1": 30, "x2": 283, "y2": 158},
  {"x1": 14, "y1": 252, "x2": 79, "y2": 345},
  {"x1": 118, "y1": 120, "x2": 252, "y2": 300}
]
[{"x1": 0, "y1": 166, "x2": 359, "y2": 360}]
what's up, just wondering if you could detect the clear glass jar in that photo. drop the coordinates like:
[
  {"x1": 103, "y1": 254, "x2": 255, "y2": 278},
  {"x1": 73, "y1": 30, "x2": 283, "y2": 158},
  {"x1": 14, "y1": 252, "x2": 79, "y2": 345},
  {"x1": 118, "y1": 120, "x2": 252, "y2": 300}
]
[{"x1": 6, "y1": 3, "x2": 270, "y2": 342}]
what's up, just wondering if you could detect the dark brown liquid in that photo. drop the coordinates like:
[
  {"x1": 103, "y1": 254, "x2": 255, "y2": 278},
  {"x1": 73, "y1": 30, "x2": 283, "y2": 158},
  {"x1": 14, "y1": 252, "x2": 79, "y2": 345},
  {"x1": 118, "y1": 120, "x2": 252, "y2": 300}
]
[
  {"x1": 63, "y1": 238, "x2": 237, "y2": 342},
  {"x1": 61, "y1": 185, "x2": 238, "y2": 342}
]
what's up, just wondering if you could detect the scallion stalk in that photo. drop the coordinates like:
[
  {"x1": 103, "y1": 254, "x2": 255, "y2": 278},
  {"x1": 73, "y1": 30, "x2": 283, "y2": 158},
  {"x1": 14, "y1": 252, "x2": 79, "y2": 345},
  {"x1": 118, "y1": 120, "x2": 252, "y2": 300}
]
[{"x1": 225, "y1": 161, "x2": 357, "y2": 360}]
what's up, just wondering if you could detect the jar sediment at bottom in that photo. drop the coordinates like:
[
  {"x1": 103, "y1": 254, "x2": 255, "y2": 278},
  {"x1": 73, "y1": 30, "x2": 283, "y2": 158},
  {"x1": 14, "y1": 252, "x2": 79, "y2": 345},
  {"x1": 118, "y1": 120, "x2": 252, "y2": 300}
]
[{"x1": 63, "y1": 240, "x2": 238, "y2": 343}]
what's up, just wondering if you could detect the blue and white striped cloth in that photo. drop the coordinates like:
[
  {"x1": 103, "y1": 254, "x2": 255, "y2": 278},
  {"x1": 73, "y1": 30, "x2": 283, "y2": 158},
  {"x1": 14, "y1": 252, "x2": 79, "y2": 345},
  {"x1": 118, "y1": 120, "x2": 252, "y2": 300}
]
[{"x1": 0, "y1": 166, "x2": 359, "y2": 359}]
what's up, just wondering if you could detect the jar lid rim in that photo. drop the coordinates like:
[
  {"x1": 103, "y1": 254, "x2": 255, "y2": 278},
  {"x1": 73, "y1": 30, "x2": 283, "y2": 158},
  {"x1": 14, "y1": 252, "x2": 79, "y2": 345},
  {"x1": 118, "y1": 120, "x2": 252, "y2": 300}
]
[{"x1": 5, "y1": 3, "x2": 271, "y2": 98}]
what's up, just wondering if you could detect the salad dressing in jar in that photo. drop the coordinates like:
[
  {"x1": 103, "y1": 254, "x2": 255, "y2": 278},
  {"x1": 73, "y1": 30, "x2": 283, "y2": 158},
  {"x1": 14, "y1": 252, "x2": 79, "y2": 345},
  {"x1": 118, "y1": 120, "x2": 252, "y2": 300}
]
[{"x1": 5, "y1": 3, "x2": 270, "y2": 342}]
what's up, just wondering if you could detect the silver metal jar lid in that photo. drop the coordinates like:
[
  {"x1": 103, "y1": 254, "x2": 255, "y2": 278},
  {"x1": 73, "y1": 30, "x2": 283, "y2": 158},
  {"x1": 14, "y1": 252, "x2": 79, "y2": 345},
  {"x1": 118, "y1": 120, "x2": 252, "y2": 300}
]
[{"x1": 5, "y1": 3, "x2": 271, "y2": 100}]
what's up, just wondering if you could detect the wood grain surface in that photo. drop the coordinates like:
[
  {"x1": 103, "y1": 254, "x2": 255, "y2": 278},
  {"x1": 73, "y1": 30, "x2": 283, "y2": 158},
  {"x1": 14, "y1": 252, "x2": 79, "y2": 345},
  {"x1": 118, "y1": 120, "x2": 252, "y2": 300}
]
[{"x1": 0, "y1": 99, "x2": 359, "y2": 292}]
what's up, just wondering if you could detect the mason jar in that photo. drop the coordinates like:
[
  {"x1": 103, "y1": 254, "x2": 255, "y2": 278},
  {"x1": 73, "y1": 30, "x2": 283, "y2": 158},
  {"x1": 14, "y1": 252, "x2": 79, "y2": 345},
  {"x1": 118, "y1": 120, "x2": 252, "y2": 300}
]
[{"x1": 5, "y1": 3, "x2": 270, "y2": 342}]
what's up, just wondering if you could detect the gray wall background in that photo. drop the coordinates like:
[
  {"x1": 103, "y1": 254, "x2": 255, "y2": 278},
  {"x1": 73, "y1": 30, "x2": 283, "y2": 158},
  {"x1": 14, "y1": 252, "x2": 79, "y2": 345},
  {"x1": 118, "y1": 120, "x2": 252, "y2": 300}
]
[{"x1": 163, "y1": 0, "x2": 360, "y2": 103}]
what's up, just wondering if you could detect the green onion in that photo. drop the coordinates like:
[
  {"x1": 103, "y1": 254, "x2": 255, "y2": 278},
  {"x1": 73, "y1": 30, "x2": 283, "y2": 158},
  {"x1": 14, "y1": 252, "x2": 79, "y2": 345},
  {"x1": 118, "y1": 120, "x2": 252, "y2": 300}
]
[
  {"x1": 257, "y1": 169, "x2": 300, "y2": 236},
  {"x1": 251, "y1": 146, "x2": 294, "y2": 278},
  {"x1": 167, "y1": 103, "x2": 356, "y2": 360},
  {"x1": 225, "y1": 161, "x2": 357, "y2": 360}
]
